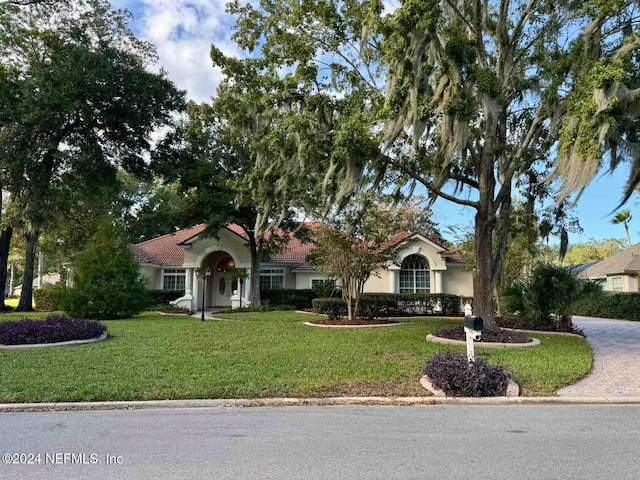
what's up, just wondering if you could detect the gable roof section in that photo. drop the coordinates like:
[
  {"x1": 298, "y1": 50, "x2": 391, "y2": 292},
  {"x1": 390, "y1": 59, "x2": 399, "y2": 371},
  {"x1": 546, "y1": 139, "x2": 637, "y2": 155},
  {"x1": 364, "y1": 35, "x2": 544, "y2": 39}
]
[
  {"x1": 131, "y1": 225, "x2": 206, "y2": 266},
  {"x1": 131, "y1": 223, "x2": 460, "y2": 268},
  {"x1": 582, "y1": 243, "x2": 640, "y2": 278}
]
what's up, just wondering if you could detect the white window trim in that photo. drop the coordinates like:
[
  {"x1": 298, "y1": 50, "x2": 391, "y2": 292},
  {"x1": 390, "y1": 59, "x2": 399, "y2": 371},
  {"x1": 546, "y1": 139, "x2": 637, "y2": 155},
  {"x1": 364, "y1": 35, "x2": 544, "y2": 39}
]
[
  {"x1": 162, "y1": 269, "x2": 187, "y2": 291},
  {"x1": 611, "y1": 276, "x2": 624, "y2": 292}
]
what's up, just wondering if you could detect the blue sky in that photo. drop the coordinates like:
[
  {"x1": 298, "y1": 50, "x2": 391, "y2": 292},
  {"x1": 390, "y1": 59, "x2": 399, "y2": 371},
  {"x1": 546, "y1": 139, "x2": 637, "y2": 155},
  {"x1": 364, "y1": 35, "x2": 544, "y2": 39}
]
[{"x1": 114, "y1": 0, "x2": 639, "y2": 245}]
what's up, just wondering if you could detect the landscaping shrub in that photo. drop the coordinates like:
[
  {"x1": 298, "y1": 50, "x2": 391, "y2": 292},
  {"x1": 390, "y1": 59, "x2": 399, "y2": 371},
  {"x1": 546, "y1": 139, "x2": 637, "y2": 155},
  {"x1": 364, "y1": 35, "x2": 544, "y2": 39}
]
[
  {"x1": 145, "y1": 289, "x2": 184, "y2": 307},
  {"x1": 312, "y1": 298, "x2": 347, "y2": 320},
  {"x1": 227, "y1": 304, "x2": 296, "y2": 313},
  {"x1": 357, "y1": 294, "x2": 400, "y2": 319},
  {"x1": 503, "y1": 263, "x2": 602, "y2": 330},
  {"x1": 572, "y1": 292, "x2": 640, "y2": 321},
  {"x1": 0, "y1": 314, "x2": 106, "y2": 345},
  {"x1": 424, "y1": 352, "x2": 510, "y2": 397},
  {"x1": 65, "y1": 225, "x2": 147, "y2": 320},
  {"x1": 313, "y1": 293, "x2": 466, "y2": 319},
  {"x1": 33, "y1": 285, "x2": 66, "y2": 311},
  {"x1": 311, "y1": 280, "x2": 340, "y2": 298},
  {"x1": 146, "y1": 304, "x2": 192, "y2": 315},
  {"x1": 261, "y1": 289, "x2": 317, "y2": 309}
]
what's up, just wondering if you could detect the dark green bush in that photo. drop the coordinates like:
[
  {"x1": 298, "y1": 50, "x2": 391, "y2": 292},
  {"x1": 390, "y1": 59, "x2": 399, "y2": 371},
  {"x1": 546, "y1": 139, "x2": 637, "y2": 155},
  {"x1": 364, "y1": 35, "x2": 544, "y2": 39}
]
[
  {"x1": 311, "y1": 280, "x2": 340, "y2": 298},
  {"x1": 145, "y1": 304, "x2": 192, "y2": 315},
  {"x1": 503, "y1": 263, "x2": 602, "y2": 330},
  {"x1": 261, "y1": 289, "x2": 316, "y2": 309},
  {"x1": 227, "y1": 304, "x2": 296, "y2": 313},
  {"x1": 33, "y1": 285, "x2": 66, "y2": 311},
  {"x1": 146, "y1": 289, "x2": 184, "y2": 307},
  {"x1": 572, "y1": 292, "x2": 640, "y2": 321},
  {"x1": 312, "y1": 298, "x2": 347, "y2": 320},
  {"x1": 313, "y1": 293, "x2": 465, "y2": 319},
  {"x1": 65, "y1": 225, "x2": 147, "y2": 320},
  {"x1": 425, "y1": 352, "x2": 510, "y2": 397}
]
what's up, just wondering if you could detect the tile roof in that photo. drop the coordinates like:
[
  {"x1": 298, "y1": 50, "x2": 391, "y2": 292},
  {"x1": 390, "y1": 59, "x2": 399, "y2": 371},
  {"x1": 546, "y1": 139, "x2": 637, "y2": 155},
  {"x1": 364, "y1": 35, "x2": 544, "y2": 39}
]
[
  {"x1": 582, "y1": 243, "x2": 640, "y2": 278},
  {"x1": 131, "y1": 225, "x2": 206, "y2": 266},
  {"x1": 131, "y1": 223, "x2": 460, "y2": 268}
]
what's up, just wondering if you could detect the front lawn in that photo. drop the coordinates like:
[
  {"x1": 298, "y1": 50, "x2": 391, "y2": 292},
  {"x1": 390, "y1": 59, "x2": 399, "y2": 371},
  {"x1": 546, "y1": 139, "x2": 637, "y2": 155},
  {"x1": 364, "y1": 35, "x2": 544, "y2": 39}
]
[{"x1": 0, "y1": 311, "x2": 591, "y2": 402}]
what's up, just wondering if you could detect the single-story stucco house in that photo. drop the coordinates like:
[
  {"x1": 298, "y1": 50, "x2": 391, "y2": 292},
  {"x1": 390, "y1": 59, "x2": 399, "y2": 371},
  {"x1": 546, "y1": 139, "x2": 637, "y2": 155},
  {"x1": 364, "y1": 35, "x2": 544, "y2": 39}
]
[
  {"x1": 131, "y1": 223, "x2": 473, "y2": 312},
  {"x1": 579, "y1": 243, "x2": 640, "y2": 292}
]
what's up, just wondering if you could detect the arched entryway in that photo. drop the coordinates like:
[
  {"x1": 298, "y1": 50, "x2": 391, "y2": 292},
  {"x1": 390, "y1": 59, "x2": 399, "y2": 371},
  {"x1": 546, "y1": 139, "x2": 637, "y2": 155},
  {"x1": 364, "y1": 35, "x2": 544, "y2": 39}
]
[{"x1": 197, "y1": 251, "x2": 240, "y2": 309}]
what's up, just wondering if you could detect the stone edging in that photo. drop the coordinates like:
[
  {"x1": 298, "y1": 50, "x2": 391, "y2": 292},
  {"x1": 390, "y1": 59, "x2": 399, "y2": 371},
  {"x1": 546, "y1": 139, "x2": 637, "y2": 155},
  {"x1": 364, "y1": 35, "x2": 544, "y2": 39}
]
[
  {"x1": 0, "y1": 333, "x2": 108, "y2": 350},
  {"x1": 3, "y1": 395, "x2": 640, "y2": 412},
  {"x1": 303, "y1": 321, "x2": 412, "y2": 329},
  {"x1": 426, "y1": 334, "x2": 541, "y2": 349},
  {"x1": 420, "y1": 375, "x2": 519, "y2": 397},
  {"x1": 156, "y1": 311, "x2": 191, "y2": 316},
  {"x1": 502, "y1": 327, "x2": 584, "y2": 338}
]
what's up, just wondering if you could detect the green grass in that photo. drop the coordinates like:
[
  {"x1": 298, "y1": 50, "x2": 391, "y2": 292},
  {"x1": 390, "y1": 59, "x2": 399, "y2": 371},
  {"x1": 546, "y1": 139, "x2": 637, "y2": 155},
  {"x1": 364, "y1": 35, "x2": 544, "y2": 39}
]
[{"x1": 0, "y1": 311, "x2": 592, "y2": 402}]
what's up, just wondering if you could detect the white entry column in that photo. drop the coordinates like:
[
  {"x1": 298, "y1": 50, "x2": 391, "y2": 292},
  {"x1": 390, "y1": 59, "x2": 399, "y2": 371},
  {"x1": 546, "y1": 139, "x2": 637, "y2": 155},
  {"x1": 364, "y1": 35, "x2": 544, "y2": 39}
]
[
  {"x1": 433, "y1": 270, "x2": 443, "y2": 294},
  {"x1": 243, "y1": 270, "x2": 252, "y2": 305},
  {"x1": 191, "y1": 269, "x2": 199, "y2": 311},
  {"x1": 389, "y1": 266, "x2": 400, "y2": 294}
]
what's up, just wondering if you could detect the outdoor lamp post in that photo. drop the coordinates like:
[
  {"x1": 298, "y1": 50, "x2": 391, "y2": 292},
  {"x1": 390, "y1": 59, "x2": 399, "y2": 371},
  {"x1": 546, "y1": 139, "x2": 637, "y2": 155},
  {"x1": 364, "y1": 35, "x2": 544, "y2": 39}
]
[{"x1": 201, "y1": 268, "x2": 211, "y2": 322}]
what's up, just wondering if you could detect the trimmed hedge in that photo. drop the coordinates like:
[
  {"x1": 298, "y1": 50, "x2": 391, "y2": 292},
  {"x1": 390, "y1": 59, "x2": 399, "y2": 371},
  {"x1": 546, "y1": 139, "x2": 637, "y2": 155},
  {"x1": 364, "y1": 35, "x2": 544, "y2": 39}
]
[
  {"x1": 425, "y1": 352, "x2": 510, "y2": 397},
  {"x1": 146, "y1": 289, "x2": 184, "y2": 307},
  {"x1": 572, "y1": 292, "x2": 640, "y2": 321},
  {"x1": 0, "y1": 314, "x2": 106, "y2": 345},
  {"x1": 312, "y1": 293, "x2": 469, "y2": 319},
  {"x1": 33, "y1": 285, "x2": 66, "y2": 311},
  {"x1": 261, "y1": 289, "x2": 317, "y2": 309}
]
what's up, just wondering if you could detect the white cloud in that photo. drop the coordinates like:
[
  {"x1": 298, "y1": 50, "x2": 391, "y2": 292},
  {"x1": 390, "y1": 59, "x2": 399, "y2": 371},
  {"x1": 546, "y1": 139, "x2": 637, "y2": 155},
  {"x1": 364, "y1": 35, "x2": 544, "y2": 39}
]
[{"x1": 116, "y1": 0, "x2": 244, "y2": 103}]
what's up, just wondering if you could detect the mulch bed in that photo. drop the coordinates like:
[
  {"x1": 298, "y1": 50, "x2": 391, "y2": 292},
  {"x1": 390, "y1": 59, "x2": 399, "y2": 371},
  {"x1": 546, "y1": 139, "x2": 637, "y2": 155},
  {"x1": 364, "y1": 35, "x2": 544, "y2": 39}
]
[
  {"x1": 309, "y1": 319, "x2": 402, "y2": 326},
  {"x1": 435, "y1": 326, "x2": 532, "y2": 343},
  {"x1": 495, "y1": 316, "x2": 585, "y2": 336}
]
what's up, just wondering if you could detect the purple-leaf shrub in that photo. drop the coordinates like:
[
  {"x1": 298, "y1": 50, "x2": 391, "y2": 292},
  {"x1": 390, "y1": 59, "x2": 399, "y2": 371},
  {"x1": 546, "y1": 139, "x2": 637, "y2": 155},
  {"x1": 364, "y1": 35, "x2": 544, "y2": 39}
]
[
  {"x1": 425, "y1": 352, "x2": 510, "y2": 397},
  {"x1": 0, "y1": 315, "x2": 106, "y2": 345}
]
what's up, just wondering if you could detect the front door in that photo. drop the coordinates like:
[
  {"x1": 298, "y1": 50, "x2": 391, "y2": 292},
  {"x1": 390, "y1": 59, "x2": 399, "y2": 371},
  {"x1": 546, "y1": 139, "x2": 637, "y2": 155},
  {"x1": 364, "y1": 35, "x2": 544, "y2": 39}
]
[{"x1": 214, "y1": 272, "x2": 234, "y2": 307}]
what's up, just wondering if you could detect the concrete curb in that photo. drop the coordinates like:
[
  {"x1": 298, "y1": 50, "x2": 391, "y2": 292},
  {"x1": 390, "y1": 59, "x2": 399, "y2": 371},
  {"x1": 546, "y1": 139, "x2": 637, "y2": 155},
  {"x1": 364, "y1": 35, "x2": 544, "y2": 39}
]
[
  {"x1": 0, "y1": 333, "x2": 108, "y2": 350},
  {"x1": 426, "y1": 334, "x2": 541, "y2": 349},
  {"x1": 2, "y1": 395, "x2": 640, "y2": 412},
  {"x1": 419, "y1": 375, "x2": 520, "y2": 397},
  {"x1": 502, "y1": 327, "x2": 584, "y2": 338},
  {"x1": 303, "y1": 321, "x2": 413, "y2": 329}
]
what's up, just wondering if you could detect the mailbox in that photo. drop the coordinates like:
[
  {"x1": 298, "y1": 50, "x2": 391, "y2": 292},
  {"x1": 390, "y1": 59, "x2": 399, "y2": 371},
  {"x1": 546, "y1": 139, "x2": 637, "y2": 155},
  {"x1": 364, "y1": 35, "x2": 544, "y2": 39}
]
[
  {"x1": 464, "y1": 315, "x2": 484, "y2": 331},
  {"x1": 464, "y1": 315, "x2": 483, "y2": 343}
]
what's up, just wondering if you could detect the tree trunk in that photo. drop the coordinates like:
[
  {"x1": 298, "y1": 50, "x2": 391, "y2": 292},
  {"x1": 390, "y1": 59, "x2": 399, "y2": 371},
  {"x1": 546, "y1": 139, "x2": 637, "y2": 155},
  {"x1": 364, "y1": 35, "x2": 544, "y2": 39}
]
[
  {"x1": 0, "y1": 227, "x2": 13, "y2": 309},
  {"x1": 17, "y1": 229, "x2": 39, "y2": 312},
  {"x1": 625, "y1": 223, "x2": 632, "y2": 248},
  {"x1": 249, "y1": 244, "x2": 262, "y2": 306}
]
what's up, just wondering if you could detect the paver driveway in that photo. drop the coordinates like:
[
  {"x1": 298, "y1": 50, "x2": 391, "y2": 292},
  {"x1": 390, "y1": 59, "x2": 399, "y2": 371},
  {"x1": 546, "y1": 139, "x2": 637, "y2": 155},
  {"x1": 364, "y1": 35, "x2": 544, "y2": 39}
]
[{"x1": 557, "y1": 316, "x2": 640, "y2": 397}]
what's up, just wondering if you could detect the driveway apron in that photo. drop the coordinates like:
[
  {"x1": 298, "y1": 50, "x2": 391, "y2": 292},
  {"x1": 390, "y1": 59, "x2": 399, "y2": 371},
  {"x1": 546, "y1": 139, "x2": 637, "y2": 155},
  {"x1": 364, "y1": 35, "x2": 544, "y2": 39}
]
[{"x1": 557, "y1": 316, "x2": 640, "y2": 397}]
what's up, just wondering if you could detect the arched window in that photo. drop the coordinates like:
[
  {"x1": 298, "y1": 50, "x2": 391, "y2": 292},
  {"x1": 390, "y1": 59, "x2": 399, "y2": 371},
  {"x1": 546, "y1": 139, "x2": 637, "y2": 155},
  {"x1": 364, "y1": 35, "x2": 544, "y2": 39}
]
[{"x1": 399, "y1": 254, "x2": 430, "y2": 294}]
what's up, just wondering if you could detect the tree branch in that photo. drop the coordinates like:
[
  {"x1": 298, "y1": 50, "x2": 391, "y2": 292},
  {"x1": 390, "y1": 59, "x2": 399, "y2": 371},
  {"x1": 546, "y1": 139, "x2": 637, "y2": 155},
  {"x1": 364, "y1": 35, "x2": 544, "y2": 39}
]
[{"x1": 381, "y1": 154, "x2": 479, "y2": 209}]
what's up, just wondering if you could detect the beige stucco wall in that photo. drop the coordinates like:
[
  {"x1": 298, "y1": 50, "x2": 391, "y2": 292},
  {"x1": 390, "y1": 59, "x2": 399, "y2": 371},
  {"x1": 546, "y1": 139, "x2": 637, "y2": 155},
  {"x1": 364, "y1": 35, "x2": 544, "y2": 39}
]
[
  {"x1": 140, "y1": 265, "x2": 161, "y2": 289},
  {"x1": 442, "y1": 267, "x2": 473, "y2": 297},
  {"x1": 294, "y1": 271, "x2": 329, "y2": 289},
  {"x1": 363, "y1": 270, "x2": 392, "y2": 293}
]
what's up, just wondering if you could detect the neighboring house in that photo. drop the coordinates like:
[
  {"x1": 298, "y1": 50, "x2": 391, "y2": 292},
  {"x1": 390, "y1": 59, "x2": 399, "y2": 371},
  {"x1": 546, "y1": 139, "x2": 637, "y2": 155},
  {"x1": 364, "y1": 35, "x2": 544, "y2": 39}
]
[
  {"x1": 579, "y1": 243, "x2": 640, "y2": 292},
  {"x1": 131, "y1": 224, "x2": 473, "y2": 312},
  {"x1": 11, "y1": 273, "x2": 61, "y2": 297}
]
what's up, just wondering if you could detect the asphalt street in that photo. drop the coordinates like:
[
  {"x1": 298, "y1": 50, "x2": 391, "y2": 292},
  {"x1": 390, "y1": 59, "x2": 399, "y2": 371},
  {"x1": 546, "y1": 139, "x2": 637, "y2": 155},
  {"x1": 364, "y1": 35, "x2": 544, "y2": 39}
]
[{"x1": 1, "y1": 405, "x2": 639, "y2": 479}]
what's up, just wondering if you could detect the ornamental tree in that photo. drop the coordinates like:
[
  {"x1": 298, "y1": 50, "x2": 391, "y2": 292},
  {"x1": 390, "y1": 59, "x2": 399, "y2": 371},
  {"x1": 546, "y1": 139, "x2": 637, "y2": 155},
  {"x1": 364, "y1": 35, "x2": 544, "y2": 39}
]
[
  {"x1": 0, "y1": 0, "x2": 183, "y2": 311},
  {"x1": 220, "y1": 0, "x2": 640, "y2": 326}
]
